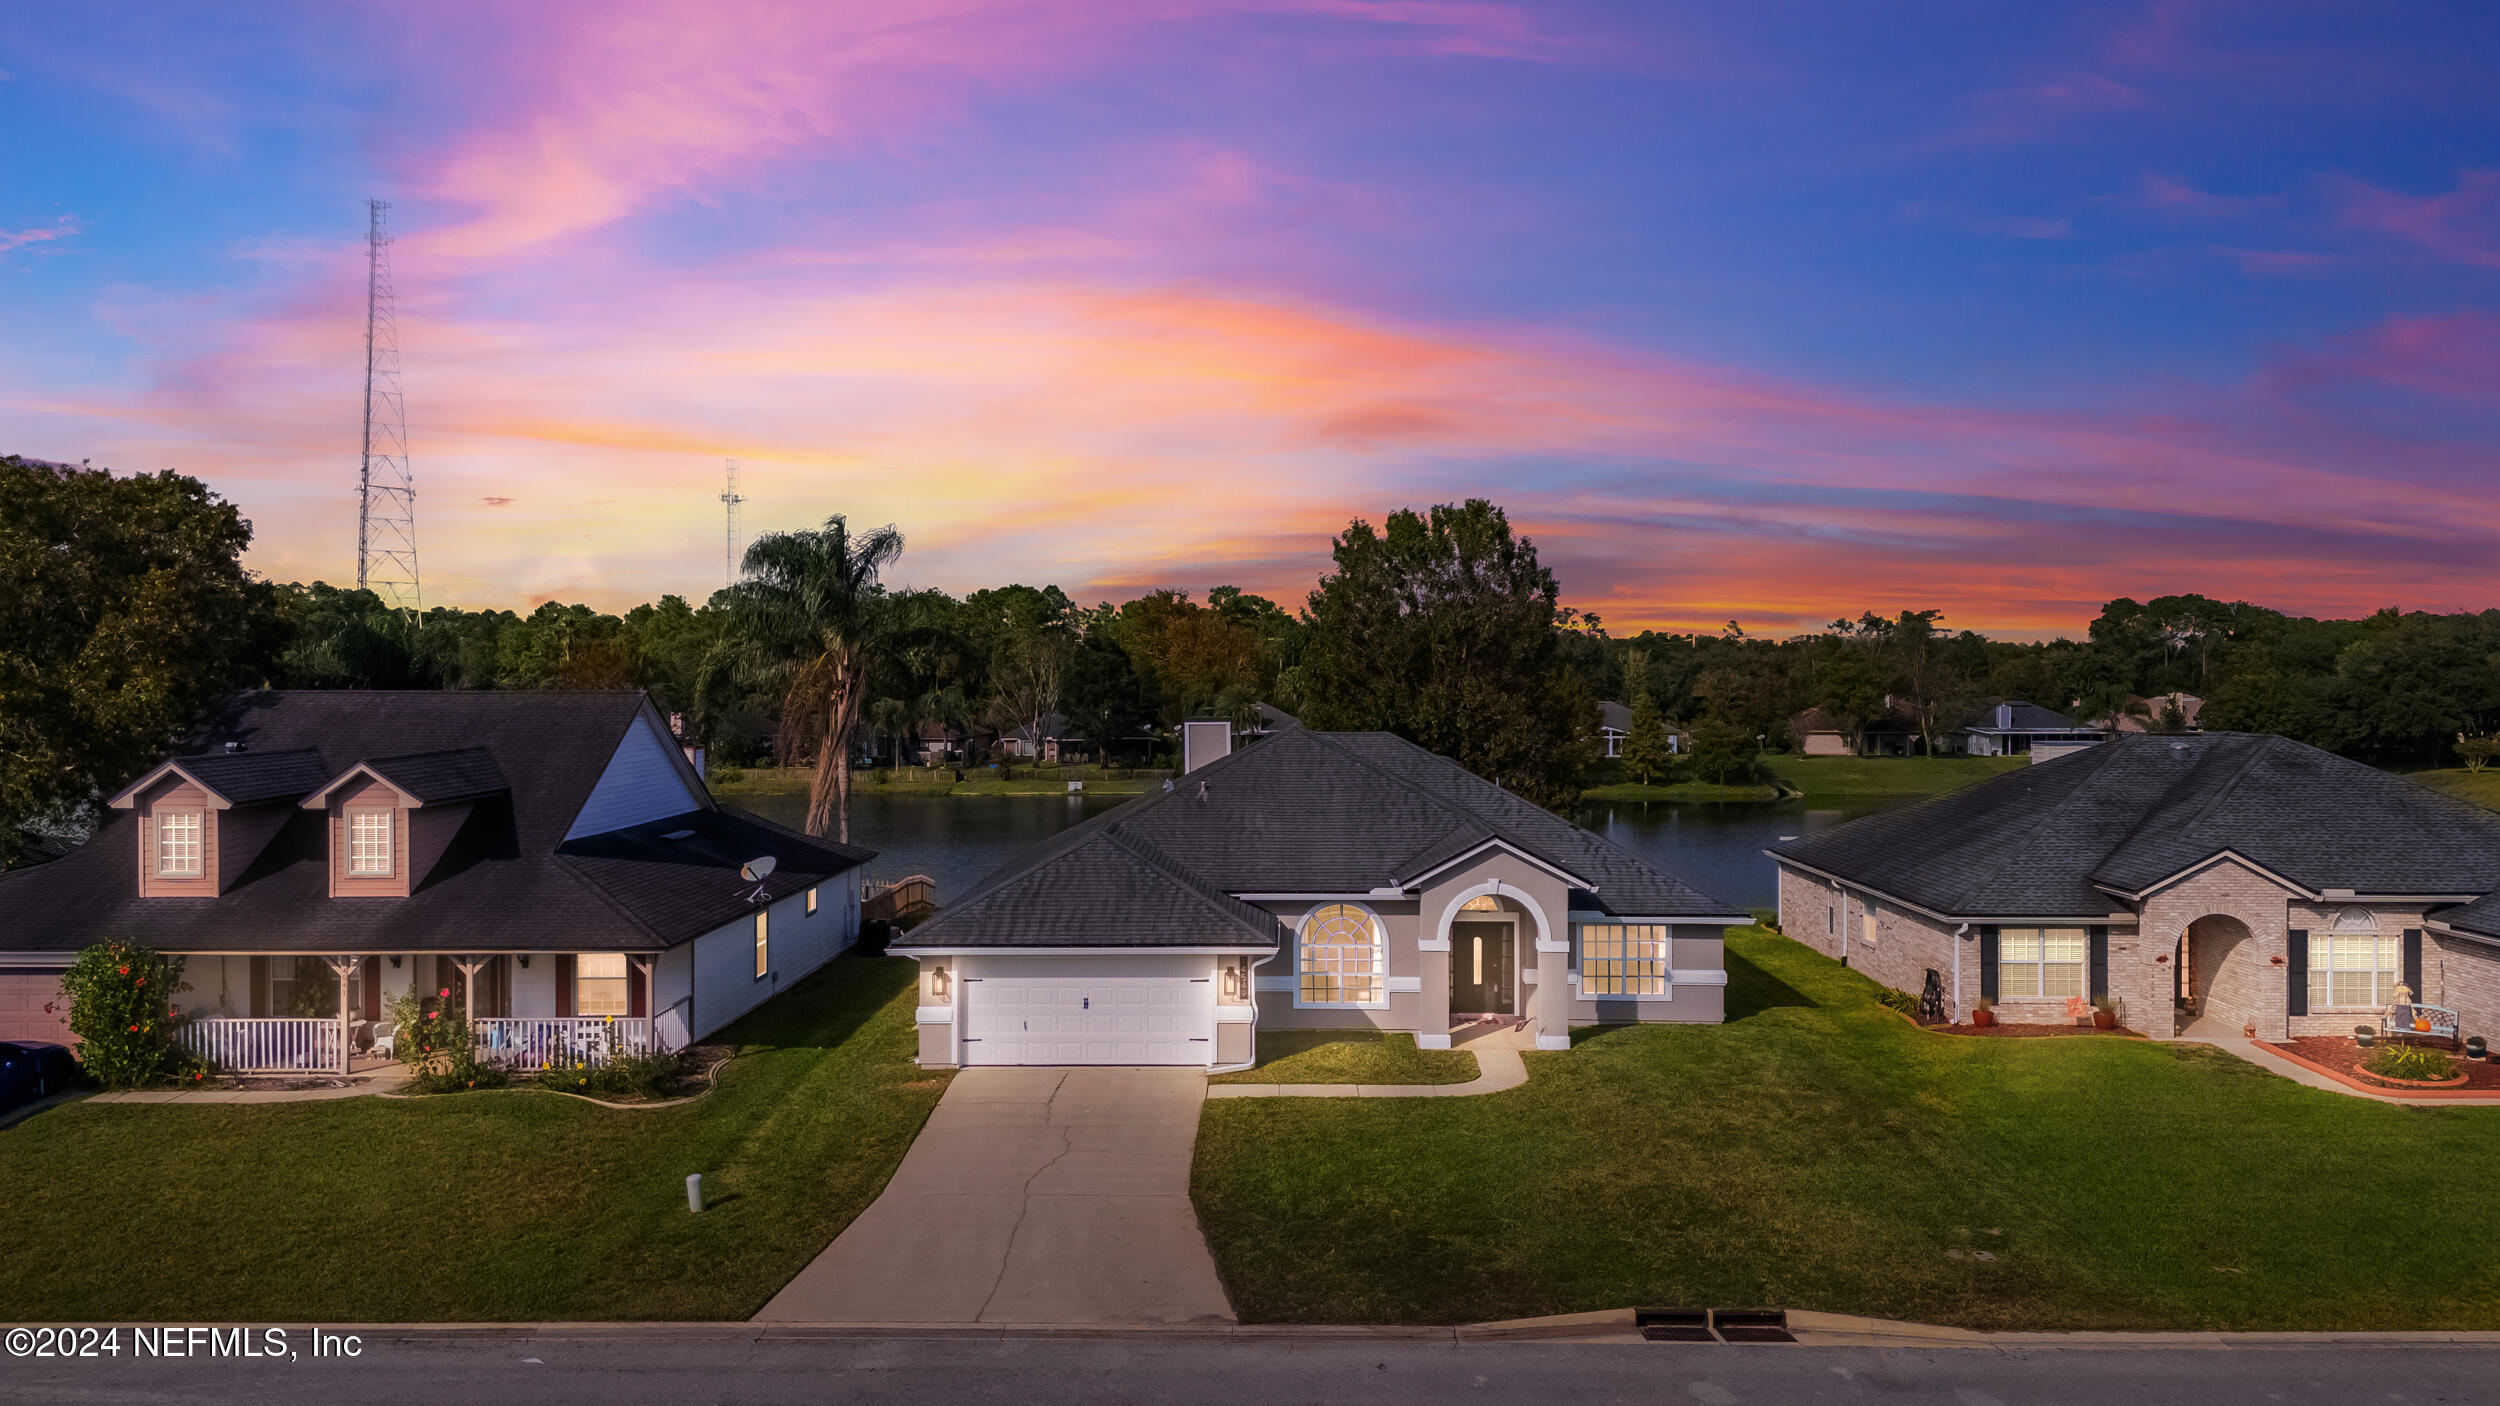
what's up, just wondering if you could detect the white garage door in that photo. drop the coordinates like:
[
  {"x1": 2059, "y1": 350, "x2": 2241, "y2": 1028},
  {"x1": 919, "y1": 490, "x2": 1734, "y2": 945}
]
[
  {"x1": 0, "y1": 969, "x2": 72, "y2": 1044},
  {"x1": 960, "y1": 975, "x2": 1212, "y2": 1066}
]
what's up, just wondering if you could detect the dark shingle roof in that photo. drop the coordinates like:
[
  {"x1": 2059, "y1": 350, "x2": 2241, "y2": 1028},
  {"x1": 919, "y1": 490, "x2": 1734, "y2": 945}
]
[
  {"x1": 1769, "y1": 732, "x2": 2500, "y2": 918},
  {"x1": 163, "y1": 748, "x2": 336, "y2": 806},
  {"x1": 361, "y1": 748, "x2": 511, "y2": 805},
  {"x1": 0, "y1": 691, "x2": 872, "y2": 953},
  {"x1": 898, "y1": 727, "x2": 1742, "y2": 951},
  {"x1": 1966, "y1": 699, "x2": 2091, "y2": 732},
  {"x1": 557, "y1": 808, "x2": 873, "y2": 942}
]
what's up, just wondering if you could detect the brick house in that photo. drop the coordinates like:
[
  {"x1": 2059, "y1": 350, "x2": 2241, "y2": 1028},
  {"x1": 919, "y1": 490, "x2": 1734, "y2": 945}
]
[{"x1": 1766, "y1": 732, "x2": 2500, "y2": 1042}]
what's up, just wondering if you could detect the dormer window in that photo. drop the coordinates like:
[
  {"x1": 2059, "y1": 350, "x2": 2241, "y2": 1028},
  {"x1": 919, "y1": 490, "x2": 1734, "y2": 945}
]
[
  {"x1": 349, "y1": 811, "x2": 395, "y2": 876},
  {"x1": 157, "y1": 812, "x2": 204, "y2": 877}
]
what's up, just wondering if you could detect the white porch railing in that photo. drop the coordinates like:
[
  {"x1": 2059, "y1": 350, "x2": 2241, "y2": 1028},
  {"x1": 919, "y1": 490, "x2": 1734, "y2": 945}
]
[
  {"x1": 472, "y1": 1017, "x2": 654, "y2": 1071},
  {"x1": 178, "y1": 1018, "x2": 347, "y2": 1074}
]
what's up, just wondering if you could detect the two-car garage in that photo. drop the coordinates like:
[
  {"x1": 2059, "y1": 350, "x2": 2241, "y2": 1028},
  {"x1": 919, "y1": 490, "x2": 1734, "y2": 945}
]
[{"x1": 957, "y1": 972, "x2": 1215, "y2": 1066}]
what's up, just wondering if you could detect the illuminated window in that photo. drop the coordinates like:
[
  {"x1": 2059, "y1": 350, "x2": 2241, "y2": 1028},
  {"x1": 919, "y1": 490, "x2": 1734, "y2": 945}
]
[
  {"x1": 1297, "y1": 904, "x2": 1382, "y2": 1005},
  {"x1": 576, "y1": 953, "x2": 629, "y2": 1016},
  {"x1": 754, "y1": 910, "x2": 770, "y2": 979},
  {"x1": 156, "y1": 811, "x2": 203, "y2": 877},
  {"x1": 2000, "y1": 928, "x2": 2086, "y2": 999},
  {"x1": 1860, "y1": 909, "x2": 1879, "y2": 948},
  {"x1": 349, "y1": 810, "x2": 394, "y2": 876},
  {"x1": 1460, "y1": 894, "x2": 1501, "y2": 912},
  {"x1": 2311, "y1": 909, "x2": 2396, "y2": 1008},
  {"x1": 1581, "y1": 924, "x2": 1669, "y2": 995},
  {"x1": 806, "y1": 886, "x2": 819, "y2": 916}
]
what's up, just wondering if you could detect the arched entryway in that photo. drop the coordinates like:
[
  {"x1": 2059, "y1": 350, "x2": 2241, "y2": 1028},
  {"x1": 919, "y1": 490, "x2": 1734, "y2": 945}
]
[{"x1": 2179, "y1": 914, "x2": 2261, "y2": 1035}]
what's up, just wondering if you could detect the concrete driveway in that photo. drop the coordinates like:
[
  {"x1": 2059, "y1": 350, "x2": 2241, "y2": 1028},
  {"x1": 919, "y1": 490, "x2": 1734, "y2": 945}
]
[{"x1": 756, "y1": 1067, "x2": 1234, "y2": 1325}]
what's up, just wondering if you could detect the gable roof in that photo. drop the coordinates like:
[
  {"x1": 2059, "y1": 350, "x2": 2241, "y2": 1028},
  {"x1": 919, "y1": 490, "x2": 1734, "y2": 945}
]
[
  {"x1": 1769, "y1": 732, "x2": 2500, "y2": 919},
  {"x1": 899, "y1": 727, "x2": 1742, "y2": 952},
  {"x1": 301, "y1": 747, "x2": 512, "y2": 808},
  {"x1": 1599, "y1": 701, "x2": 1632, "y2": 733},
  {"x1": 0, "y1": 691, "x2": 872, "y2": 953}
]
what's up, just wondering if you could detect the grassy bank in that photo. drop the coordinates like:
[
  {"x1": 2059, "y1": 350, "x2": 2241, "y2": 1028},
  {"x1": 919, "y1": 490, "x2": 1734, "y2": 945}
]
[
  {"x1": 1584, "y1": 754, "x2": 2025, "y2": 804},
  {"x1": 1193, "y1": 926, "x2": 2500, "y2": 1329},
  {"x1": 2409, "y1": 767, "x2": 2500, "y2": 812},
  {"x1": 0, "y1": 956, "x2": 947, "y2": 1321},
  {"x1": 709, "y1": 762, "x2": 1172, "y2": 799}
]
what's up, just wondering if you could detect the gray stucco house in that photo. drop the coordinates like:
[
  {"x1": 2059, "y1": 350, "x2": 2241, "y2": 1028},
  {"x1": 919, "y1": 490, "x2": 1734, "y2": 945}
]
[
  {"x1": 894, "y1": 722, "x2": 1746, "y2": 1070},
  {"x1": 1768, "y1": 731, "x2": 2500, "y2": 1043}
]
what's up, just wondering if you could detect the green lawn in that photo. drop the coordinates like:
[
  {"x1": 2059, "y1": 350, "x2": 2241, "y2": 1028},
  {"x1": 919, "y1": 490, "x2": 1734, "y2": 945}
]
[
  {"x1": 2408, "y1": 767, "x2": 2500, "y2": 812},
  {"x1": 0, "y1": 955, "x2": 947, "y2": 1321},
  {"x1": 1761, "y1": 753, "x2": 2029, "y2": 796},
  {"x1": 1208, "y1": 1031, "x2": 1480, "y2": 1086},
  {"x1": 1192, "y1": 927, "x2": 2500, "y2": 1329}
]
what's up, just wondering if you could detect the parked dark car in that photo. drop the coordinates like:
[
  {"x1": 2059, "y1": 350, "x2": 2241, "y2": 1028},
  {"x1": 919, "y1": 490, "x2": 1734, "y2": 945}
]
[{"x1": 0, "y1": 1041, "x2": 79, "y2": 1115}]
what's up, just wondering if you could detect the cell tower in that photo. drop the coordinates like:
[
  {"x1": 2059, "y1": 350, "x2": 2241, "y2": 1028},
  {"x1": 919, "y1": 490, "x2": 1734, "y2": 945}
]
[
  {"x1": 719, "y1": 458, "x2": 746, "y2": 588},
  {"x1": 356, "y1": 197, "x2": 420, "y2": 612}
]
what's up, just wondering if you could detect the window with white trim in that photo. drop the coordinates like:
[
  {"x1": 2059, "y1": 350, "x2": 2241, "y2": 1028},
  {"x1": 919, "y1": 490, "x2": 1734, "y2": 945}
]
[
  {"x1": 576, "y1": 953, "x2": 629, "y2": 1016},
  {"x1": 1580, "y1": 924, "x2": 1668, "y2": 995},
  {"x1": 2311, "y1": 908, "x2": 2396, "y2": 1008},
  {"x1": 754, "y1": 910, "x2": 770, "y2": 980},
  {"x1": 349, "y1": 810, "x2": 394, "y2": 876},
  {"x1": 1859, "y1": 908, "x2": 1879, "y2": 948},
  {"x1": 1297, "y1": 903, "x2": 1383, "y2": 1005},
  {"x1": 156, "y1": 811, "x2": 203, "y2": 877},
  {"x1": 1999, "y1": 927, "x2": 2086, "y2": 998}
]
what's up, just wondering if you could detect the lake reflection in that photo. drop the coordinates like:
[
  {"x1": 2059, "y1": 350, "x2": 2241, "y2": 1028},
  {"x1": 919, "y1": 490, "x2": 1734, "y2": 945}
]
[{"x1": 727, "y1": 788, "x2": 1916, "y2": 914}]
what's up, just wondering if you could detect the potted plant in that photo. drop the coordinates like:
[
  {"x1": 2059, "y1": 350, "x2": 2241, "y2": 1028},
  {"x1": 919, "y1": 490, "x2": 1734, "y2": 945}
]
[
  {"x1": 2355, "y1": 1025, "x2": 2376, "y2": 1049},
  {"x1": 2091, "y1": 996, "x2": 2118, "y2": 1031},
  {"x1": 1970, "y1": 998, "x2": 1996, "y2": 1029}
]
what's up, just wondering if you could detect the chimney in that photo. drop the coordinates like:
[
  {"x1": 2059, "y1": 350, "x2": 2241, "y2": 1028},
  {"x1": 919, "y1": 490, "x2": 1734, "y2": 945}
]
[{"x1": 1182, "y1": 719, "x2": 1233, "y2": 775}]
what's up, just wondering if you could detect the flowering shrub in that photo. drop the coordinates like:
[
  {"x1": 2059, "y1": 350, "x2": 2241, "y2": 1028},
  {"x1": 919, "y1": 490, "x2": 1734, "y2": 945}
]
[
  {"x1": 58, "y1": 940, "x2": 194, "y2": 1090},
  {"x1": 385, "y1": 985, "x2": 509, "y2": 1093},
  {"x1": 2364, "y1": 1043, "x2": 2457, "y2": 1083},
  {"x1": 537, "y1": 1018, "x2": 690, "y2": 1100}
]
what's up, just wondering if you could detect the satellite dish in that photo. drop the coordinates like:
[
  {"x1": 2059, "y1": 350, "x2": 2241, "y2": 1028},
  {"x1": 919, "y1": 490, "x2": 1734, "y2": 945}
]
[{"x1": 740, "y1": 855, "x2": 778, "y2": 883}]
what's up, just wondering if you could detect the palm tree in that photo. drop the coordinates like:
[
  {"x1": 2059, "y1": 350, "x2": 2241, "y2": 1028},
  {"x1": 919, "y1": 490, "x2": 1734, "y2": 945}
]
[{"x1": 722, "y1": 515, "x2": 905, "y2": 843}]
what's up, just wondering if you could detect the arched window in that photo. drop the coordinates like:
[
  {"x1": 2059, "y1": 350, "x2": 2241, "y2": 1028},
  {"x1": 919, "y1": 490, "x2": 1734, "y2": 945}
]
[
  {"x1": 1298, "y1": 903, "x2": 1384, "y2": 1006},
  {"x1": 1460, "y1": 894, "x2": 1502, "y2": 912}
]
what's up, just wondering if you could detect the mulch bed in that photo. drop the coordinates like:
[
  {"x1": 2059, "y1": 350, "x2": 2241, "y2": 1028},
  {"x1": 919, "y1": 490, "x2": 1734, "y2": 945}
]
[
  {"x1": 1924, "y1": 1020, "x2": 2146, "y2": 1039},
  {"x1": 2263, "y1": 1037, "x2": 2500, "y2": 1093}
]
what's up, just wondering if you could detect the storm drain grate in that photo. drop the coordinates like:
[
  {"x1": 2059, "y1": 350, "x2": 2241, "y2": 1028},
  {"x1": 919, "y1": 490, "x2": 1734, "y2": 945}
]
[
  {"x1": 1711, "y1": 1309, "x2": 1796, "y2": 1344},
  {"x1": 1634, "y1": 1308, "x2": 1716, "y2": 1342}
]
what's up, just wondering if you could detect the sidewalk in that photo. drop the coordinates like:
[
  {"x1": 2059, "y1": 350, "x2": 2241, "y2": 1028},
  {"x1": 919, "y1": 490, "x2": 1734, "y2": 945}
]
[{"x1": 1207, "y1": 1024, "x2": 1536, "y2": 1100}]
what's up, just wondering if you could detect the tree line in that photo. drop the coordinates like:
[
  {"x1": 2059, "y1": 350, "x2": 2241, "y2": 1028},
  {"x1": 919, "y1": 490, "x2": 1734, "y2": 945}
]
[{"x1": 7, "y1": 453, "x2": 2498, "y2": 863}]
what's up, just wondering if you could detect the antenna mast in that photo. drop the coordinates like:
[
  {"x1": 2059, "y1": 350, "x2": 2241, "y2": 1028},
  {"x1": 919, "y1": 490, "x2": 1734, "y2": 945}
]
[
  {"x1": 719, "y1": 458, "x2": 746, "y2": 588},
  {"x1": 356, "y1": 197, "x2": 420, "y2": 612}
]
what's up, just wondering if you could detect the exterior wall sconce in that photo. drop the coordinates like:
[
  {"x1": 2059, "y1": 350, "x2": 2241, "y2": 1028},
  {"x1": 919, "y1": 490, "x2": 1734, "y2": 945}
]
[
  {"x1": 1220, "y1": 964, "x2": 1243, "y2": 1000},
  {"x1": 2269, "y1": 954, "x2": 2286, "y2": 966},
  {"x1": 2154, "y1": 954, "x2": 2169, "y2": 965},
  {"x1": 930, "y1": 966, "x2": 951, "y2": 1000},
  {"x1": 389, "y1": 955, "x2": 402, "y2": 968},
  {"x1": 516, "y1": 954, "x2": 530, "y2": 968}
]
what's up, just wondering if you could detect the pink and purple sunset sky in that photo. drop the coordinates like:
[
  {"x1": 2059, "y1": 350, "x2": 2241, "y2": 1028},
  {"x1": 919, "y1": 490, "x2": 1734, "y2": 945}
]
[{"x1": 3, "y1": 2, "x2": 2497, "y2": 636}]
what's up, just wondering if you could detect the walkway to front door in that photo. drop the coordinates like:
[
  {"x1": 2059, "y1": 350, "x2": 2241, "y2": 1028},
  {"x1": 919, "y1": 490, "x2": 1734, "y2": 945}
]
[{"x1": 755, "y1": 1067, "x2": 1235, "y2": 1325}]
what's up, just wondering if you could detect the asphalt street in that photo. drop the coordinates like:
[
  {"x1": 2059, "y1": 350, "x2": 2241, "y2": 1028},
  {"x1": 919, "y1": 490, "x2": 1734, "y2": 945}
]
[{"x1": 4, "y1": 1333, "x2": 2494, "y2": 1406}]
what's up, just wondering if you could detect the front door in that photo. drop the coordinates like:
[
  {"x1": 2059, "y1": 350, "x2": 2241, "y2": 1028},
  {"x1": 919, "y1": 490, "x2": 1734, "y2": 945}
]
[{"x1": 1450, "y1": 920, "x2": 1514, "y2": 1015}]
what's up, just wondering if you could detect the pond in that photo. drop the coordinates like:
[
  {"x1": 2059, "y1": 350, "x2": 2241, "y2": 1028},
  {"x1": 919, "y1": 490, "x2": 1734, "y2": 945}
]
[{"x1": 726, "y1": 789, "x2": 1919, "y2": 914}]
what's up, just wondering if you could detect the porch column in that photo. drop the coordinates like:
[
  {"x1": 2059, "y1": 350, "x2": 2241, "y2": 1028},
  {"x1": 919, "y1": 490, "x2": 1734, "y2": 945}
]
[
  {"x1": 452, "y1": 956, "x2": 487, "y2": 1018},
  {"x1": 325, "y1": 956, "x2": 360, "y2": 1076},
  {"x1": 629, "y1": 955, "x2": 657, "y2": 1049}
]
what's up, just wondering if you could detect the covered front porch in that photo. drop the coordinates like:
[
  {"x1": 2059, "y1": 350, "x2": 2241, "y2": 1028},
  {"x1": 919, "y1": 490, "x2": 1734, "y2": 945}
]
[{"x1": 171, "y1": 950, "x2": 685, "y2": 1075}]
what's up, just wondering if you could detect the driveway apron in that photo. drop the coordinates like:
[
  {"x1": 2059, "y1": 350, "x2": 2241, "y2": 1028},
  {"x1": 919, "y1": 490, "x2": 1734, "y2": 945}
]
[{"x1": 756, "y1": 1067, "x2": 1235, "y2": 1324}]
